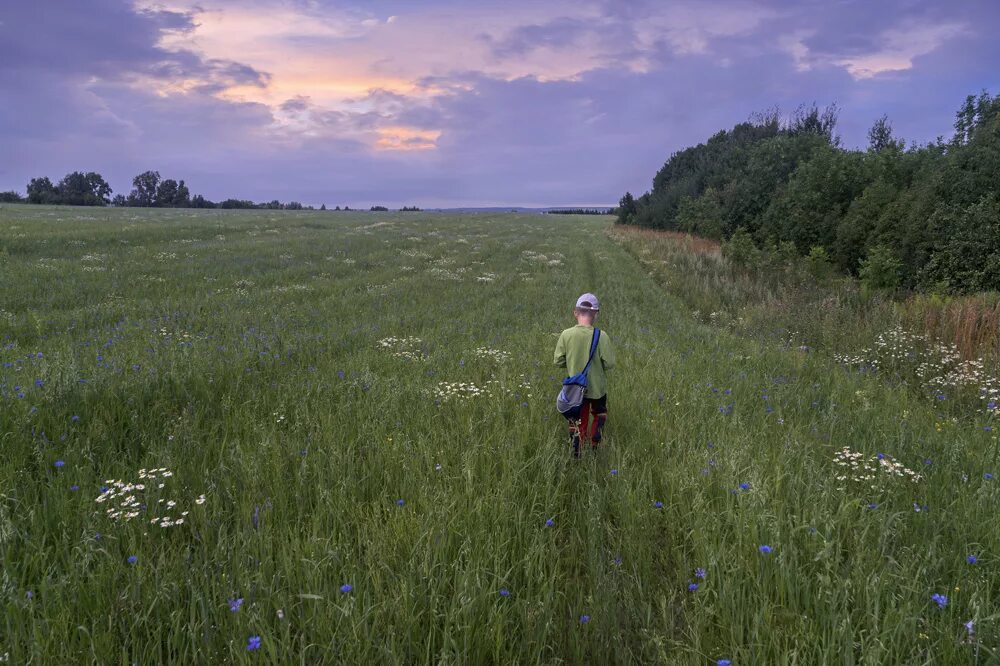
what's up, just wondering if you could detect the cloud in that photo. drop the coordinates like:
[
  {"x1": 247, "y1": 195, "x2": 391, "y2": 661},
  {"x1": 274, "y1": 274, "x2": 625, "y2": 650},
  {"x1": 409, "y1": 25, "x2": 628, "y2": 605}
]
[
  {"x1": 782, "y1": 18, "x2": 967, "y2": 80},
  {"x1": 1, "y1": 0, "x2": 998, "y2": 207}
]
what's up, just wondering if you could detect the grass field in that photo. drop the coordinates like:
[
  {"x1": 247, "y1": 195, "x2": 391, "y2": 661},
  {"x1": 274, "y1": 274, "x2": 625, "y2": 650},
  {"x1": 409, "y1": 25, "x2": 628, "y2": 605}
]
[{"x1": 1, "y1": 205, "x2": 998, "y2": 664}]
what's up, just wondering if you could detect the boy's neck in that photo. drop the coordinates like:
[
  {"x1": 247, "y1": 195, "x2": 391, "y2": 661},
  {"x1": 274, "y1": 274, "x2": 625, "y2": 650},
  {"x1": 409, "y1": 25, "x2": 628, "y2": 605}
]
[{"x1": 575, "y1": 318, "x2": 595, "y2": 327}]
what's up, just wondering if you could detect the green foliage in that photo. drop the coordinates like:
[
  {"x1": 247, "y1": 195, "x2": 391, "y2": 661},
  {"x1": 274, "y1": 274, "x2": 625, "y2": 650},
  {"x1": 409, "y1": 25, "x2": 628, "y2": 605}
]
[
  {"x1": 622, "y1": 91, "x2": 1000, "y2": 294},
  {"x1": 721, "y1": 227, "x2": 760, "y2": 266},
  {"x1": 616, "y1": 191, "x2": 637, "y2": 224},
  {"x1": 858, "y1": 245, "x2": 902, "y2": 291},
  {"x1": 918, "y1": 195, "x2": 1000, "y2": 293},
  {"x1": 676, "y1": 190, "x2": 724, "y2": 238}
]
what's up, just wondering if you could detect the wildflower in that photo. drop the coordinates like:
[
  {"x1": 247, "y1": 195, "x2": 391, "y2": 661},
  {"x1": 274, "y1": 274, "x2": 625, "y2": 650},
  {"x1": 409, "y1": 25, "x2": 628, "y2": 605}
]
[
  {"x1": 396, "y1": 499, "x2": 405, "y2": 507},
  {"x1": 70, "y1": 485, "x2": 79, "y2": 491},
  {"x1": 545, "y1": 518, "x2": 554, "y2": 527},
  {"x1": 967, "y1": 555, "x2": 977, "y2": 565},
  {"x1": 612, "y1": 556, "x2": 622, "y2": 566},
  {"x1": 246, "y1": 635, "x2": 261, "y2": 651},
  {"x1": 965, "y1": 620, "x2": 975, "y2": 633},
  {"x1": 985, "y1": 473, "x2": 994, "y2": 480},
  {"x1": 653, "y1": 501, "x2": 663, "y2": 509},
  {"x1": 717, "y1": 661, "x2": 732, "y2": 666},
  {"x1": 867, "y1": 503, "x2": 878, "y2": 510},
  {"x1": 695, "y1": 568, "x2": 706, "y2": 579},
  {"x1": 229, "y1": 598, "x2": 244, "y2": 612},
  {"x1": 499, "y1": 588, "x2": 510, "y2": 597},
  {"x1": 579, "y1": 615, "x2": 590, "y2": 623},
  {"x1": 127, "y1": 555, "x2": 137, "y2": 564},
  {"x1": 54, "y1": 460, "x2": 65, "y2": 468},
  {"x1": 931, "y1": 593, "x2": 948, "y2": 609},
  {"x1": 688, "y1": 583, "x2": 699, "y2": 591},
  {"x1": 340, "y1": 584, "x2": 353, "y2": 593},
  {"x1": 759, "y1": 545, "x2": 772, "y2": 554},
  {"x1": 739, "y1": 482, "x2": 750, "y2": 491},
  {"x1": 610, "y1": 469, "x2": 618, "y2": 476}
]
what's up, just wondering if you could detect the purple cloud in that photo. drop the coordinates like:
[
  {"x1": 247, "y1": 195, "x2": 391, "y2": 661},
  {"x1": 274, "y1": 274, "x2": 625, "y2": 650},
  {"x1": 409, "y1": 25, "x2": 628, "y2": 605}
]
[{"x1": 1, "y1": 0, "x2": 998, "y2": 207}]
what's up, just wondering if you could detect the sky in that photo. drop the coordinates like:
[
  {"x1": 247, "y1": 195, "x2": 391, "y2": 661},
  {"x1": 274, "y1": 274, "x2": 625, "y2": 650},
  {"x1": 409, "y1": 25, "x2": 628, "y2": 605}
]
[{"x1": 1, "y1": 0, "x2": 998, "y2": 208}]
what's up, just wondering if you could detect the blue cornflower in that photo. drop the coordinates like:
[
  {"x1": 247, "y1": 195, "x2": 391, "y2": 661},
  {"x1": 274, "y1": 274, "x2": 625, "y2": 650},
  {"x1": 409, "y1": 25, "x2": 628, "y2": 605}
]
[
  {"x1": 579, "y1": 615, "x2": 590, "y2": 623},
  {"x1": 931, "y1": 593, "x2": 948, "y2": 609},
  {"x1": 340, "y1": 584, "x2": 352, "y2": 593},
  {"x1": 499, "y1": 588, "x2": 510, "y2": 597},
  {"x1": 70, "y1": 485, "x2": 79, "y2": 492},
  {"x1": 612, "y1": 555, "x2": 622, "y2": 566},
  {"x1": 876, "y1": 453, "x2": 885, "y2": 460},
  {"x1": 36, "y1": 352, "x2": 43, "y2": 358},
  {"x1": 545, "y1": 518, "x2": 554, "y2": 527},
  {"x1": 653, "y1": 501, "x2": 663, "y2": 509},
  {"x1": 688, "y1": 583, "x2": 699, "y2": 591},
  {"x1": 229, "y1": 597, "x2": 244, "y2": 612},
  {"x1": 35, "y1": 379, "x2": 44, "y2": 387},
  {"x1": 867, "y1": 503, "x2": 878, "y2": 510},
  {"x1": 71, "y1": 415, "x2": 80, "y2": 421},
  {"x1": 695, "y1": 568, "x2": 706, "y2": 578},
  {"x1": 127, "y1": 555, "x2": 138, "y2": 564},
  {"x1": 717, "y1": 661, "x2": 732, "y2": 666},
  {"x1": 396, "y1": 499, "x2": 405, "y2": 507},
  {"x1": 54, "y1": 460, "x2": 65, "y2": 468},
  {"x1": 759, "y1": 545, "x2": 773, "y2": 554},
  {"x1": 739, "y1": 482, "x2": 750, "y2": 491},
  {"x1": 985, "y1": 473, "x2": 994, "y2": 480},
  {"x1": 965, "y1": 620, "x2": 975, "y2": 633},
  {"x1": 610, "y1": 469, "x2": 618, "y2": 476},
  {"x1": 337, "y1": 370, "x2": 346, "y2": 380},
  {"x1": 988, "y1": 400, "x2": 997, "y2": 411},
  {"x1": 967, "y1": 555, "x2": 978, "y2": 565},
  {"x1": 924, "y1": 459, "x2": 933, "y2": 466},
  {"x1": 246, "y1": 635, "x2": 261, "y2": 651}
]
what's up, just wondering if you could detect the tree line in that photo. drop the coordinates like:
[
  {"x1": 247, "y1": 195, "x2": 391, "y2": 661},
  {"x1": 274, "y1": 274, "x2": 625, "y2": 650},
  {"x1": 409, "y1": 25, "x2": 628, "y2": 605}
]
[
  {"x1": 616, "y1": 91, "x2": 1000, "y2": 294},
  {"x1": 547, "y1": 208, "x2": 614, "y2": 215},
  {"x1": 0, "y1": 170, "x2": 405, "y2": 212}
]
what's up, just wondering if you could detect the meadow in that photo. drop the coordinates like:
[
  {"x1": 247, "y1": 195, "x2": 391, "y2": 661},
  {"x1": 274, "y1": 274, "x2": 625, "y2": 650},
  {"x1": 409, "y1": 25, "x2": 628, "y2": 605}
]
[{"x1": 1, "y1": 205, "x2": 998, "y2": 664}]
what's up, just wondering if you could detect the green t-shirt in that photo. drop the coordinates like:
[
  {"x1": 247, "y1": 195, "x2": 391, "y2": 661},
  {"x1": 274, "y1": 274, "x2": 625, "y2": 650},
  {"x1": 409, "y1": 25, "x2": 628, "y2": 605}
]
[{"x1": 553, "y1": 324, "x2": 616, "y2": 399}]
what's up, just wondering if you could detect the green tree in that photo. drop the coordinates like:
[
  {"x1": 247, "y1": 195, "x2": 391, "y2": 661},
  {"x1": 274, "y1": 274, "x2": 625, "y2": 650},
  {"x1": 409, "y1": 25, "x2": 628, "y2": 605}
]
[
  {"x1": 128, "y1": 171, "x2": 160, "y2": 207},
  {"x1": 858, "y1": 244, "x2": 902, "y2": 290},
  {"x1": 26, "y1": 177, "x2": 58, "y2": 204},
  {"x1": 616, "y1": 191, "x2": 637, "y2": 225}
]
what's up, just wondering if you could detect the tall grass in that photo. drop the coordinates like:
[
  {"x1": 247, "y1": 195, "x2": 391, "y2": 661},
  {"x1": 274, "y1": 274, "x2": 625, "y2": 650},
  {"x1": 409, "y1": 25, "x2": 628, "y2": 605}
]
[{"x1": 1, "y1": 206, "x2": 997, "y2": 663}]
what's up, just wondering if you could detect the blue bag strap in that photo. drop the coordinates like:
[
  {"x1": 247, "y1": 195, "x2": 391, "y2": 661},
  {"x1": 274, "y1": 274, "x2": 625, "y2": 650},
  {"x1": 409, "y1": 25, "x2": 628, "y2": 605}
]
[{"x1": 581, "y1": 328, "x2": 600, "y2": 378}]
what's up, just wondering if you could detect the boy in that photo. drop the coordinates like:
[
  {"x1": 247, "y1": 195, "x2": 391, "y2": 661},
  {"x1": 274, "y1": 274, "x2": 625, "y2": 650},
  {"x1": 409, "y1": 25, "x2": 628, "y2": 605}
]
[{"x1": 554, "y1": 293, "x2": 616, "y2": 458}]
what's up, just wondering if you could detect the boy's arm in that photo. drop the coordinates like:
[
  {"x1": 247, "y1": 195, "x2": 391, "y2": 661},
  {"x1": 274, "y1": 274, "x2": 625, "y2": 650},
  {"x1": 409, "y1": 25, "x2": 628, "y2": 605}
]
[
  {"x1": 601, "y1": 333, "x2": 616, "y2": 371},
  {"x1": 553, "y1": 332, "x2": 567, "y2": 368}
]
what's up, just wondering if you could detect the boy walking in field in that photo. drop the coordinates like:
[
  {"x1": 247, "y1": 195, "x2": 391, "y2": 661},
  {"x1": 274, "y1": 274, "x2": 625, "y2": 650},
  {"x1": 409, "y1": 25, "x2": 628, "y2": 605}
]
[{"x1": 554, "y1": 293, "x2": 616, "y2": 458}]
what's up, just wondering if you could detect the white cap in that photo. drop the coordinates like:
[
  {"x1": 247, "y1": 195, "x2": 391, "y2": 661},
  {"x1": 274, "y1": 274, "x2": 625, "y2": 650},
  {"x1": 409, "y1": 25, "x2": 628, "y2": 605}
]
[{"x1": 575, "y1": 293, "x2": 600, "y2": 311}]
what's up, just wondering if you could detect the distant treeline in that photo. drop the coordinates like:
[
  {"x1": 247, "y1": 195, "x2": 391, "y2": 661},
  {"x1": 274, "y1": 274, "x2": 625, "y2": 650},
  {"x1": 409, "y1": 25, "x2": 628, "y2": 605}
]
[
  {"x1": 616, "y1": 91, "x2": 1000, "y2": 294},
  {"x1": 0, "y1": 170, "x2": 418, "y2": 212},
  {"x1": 547, "y1": 208, "x2": 613, "y2": 215}
]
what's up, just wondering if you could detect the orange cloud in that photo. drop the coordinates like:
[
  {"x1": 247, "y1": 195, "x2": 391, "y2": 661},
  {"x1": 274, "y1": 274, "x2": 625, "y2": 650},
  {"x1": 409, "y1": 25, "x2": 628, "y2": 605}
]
[{"x1": 374, "y1": 127, "x2": 442, "y2": 151}]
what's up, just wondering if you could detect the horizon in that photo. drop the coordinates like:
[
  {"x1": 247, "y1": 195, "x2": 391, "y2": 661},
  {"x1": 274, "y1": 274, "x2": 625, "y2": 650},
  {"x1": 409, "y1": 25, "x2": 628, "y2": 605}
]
[{"x1": 3, "y1": 0, "x2": 999, "y2": 208}]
